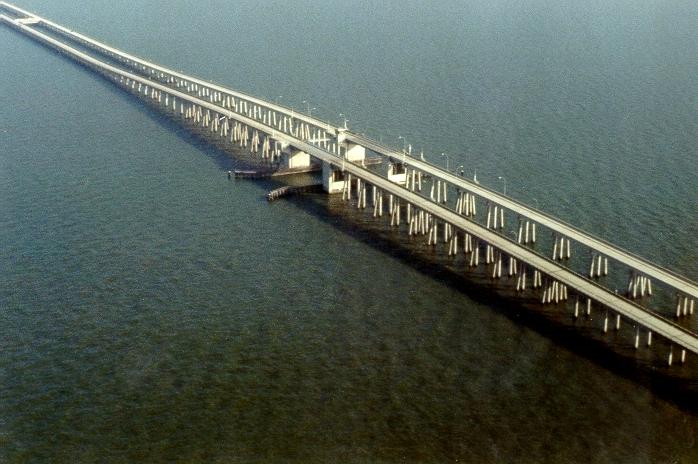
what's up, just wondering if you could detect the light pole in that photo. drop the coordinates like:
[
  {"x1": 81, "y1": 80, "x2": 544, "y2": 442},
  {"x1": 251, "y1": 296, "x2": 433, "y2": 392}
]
[
  {"x1": 302, "y1": 100, "x2": 316, "y2": 116},
  {"x1": 339, "y1": 113, "x2": 348, "y2": 129},
  {"x1": 457, "y1": 165, "x2": 465, "y2": 177},
  {"x1": 498, "y1": 176, "x2": 507, "y2": 196},
  {"x1": 398, "y1": 136, "x2": 406, "y2": 152},
  {"x1": 441, "y1": 152, "x2": 450, "y2": 171},
  {"x1": 275, "y1": 95, "x2": 283, "y2": 104}
]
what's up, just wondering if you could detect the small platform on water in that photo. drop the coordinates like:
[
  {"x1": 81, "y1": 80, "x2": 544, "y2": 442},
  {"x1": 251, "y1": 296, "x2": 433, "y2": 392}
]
[
  {"x1": 267, "y1": 184, "x2": 323, "y2": 202},
  {"x1": 232, "y1": 164, "x2": 321, "y2": 179}
]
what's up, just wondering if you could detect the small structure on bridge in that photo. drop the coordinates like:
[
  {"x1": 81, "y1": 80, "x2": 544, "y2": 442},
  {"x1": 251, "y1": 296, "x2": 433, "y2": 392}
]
[
  {"x1": 387, "y1": 161, "x2": 407, "y2": 185},
  {"x1": 322, "y1": 128, "x2": 366, "y2": 193},
  {"x1": 279, "y1": 142, "x2": 311, "y2": 170}
]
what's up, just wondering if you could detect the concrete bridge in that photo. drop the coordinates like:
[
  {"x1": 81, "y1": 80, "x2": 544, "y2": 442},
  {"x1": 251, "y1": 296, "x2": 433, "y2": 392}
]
[{"x1": 3, "y1": 2, "x2": 697, "y2": 366}]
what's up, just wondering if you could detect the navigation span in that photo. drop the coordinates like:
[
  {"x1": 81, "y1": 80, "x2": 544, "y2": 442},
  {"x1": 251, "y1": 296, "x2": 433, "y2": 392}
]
[{"x1": 3, "y1": 2, "x2": 697, "y2": 367}]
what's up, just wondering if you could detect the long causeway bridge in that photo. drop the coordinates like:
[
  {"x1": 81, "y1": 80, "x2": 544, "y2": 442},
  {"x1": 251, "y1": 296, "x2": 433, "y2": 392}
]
[{"x1": 3, "y1": 2, "x2": 697, "y2": 367}]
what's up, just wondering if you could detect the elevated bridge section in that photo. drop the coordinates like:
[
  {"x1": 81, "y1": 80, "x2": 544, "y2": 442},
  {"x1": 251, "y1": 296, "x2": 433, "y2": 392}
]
[
  {"x1": 343, "y1": 133, "x2": 698, "y2": 318},
  {"x1": 2, "y1": 2, "x2": 696, "y2": 366}
]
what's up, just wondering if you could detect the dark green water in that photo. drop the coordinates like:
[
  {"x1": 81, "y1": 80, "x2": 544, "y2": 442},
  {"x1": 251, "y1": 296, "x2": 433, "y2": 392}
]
[{"x1": 1, "y1": 1, "x2": 697, "y2": 462}]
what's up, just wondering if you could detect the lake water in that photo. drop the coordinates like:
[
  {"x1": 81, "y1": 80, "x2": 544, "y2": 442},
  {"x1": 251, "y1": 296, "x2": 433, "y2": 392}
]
[{"x1": 1, "y1": 0, "x2": 697, "y2": 462}]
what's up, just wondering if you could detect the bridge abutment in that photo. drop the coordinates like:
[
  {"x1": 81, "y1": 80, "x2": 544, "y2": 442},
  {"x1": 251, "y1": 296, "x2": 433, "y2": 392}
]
[
  {"x1": 322, "y1": 162, "x2": 346, "y2": 193},
  {"x1": 338, "y1": 129, "x2": 366, "y2": 163},
  {"x1": 387, "y1": 162, "x2": 407, "y2": 185},
  {"x1": 279, "y1": 143, "x2": 311, "y2": 170}
]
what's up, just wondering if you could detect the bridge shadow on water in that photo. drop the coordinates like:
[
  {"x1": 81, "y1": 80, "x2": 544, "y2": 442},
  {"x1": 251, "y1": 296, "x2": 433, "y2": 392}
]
[
  {"x1": 33, "y1": 24, "x2": 270, "y2": 175},
  {"x1": 100, "y1": 73, "x2": 279, "y2": 174},
  {"x1": 279, "y1": 191, "x2": 698, "y2": 414}
]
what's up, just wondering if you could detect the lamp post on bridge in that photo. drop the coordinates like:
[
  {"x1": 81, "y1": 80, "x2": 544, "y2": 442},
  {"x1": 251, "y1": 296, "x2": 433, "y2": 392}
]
[
  {"x1": 275, "y1": 95, "x2": 282, "y2": 105},
  {"x1": 458, "y1": 165, "x2": 465, "y2": 177},
  {"x1": 441, "y1": 152, "x2": 450, "y2": 171},
  {"x1": 302, "y1": 100, "x2": 317, "y2": 117},
  {"x1": 339, "y1": 113, "x2": 349, "y2": 129},
  {"x1": 498, "y1": 176, "x2": 507, "y2": 196},
  {"x1": 398, "y1": 136, "x2": 406, "y2": 153}
]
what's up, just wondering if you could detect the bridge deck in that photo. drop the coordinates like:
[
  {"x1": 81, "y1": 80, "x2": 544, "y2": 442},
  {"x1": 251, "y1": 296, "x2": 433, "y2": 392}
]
[{"x1": 2, "y1": 8, "x2": 697, "y2": 355}]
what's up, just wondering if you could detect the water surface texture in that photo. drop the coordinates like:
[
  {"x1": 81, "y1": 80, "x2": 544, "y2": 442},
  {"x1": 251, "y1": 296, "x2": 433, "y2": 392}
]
[{"x1": 1, "y1": 1, "x2": 697, "y2": 462}]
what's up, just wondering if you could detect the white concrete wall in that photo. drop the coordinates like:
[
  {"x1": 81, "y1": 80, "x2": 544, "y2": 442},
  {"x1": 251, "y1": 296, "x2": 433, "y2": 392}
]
[
  {"x1": 281, "y1": 145, "x2": 311, "y2": 170},
  {"x1": 322, "y1": 162, "x2": 345, "y2": 193},
  {"x1": 345, "y1": 143, "x2": 366, "y2": 162},
  {"x1": 388, "y1": 163, "x2": 407, "y2": 185},
  {"x1": 338, "y1": 129, "x2": 366, "y2": 163}
]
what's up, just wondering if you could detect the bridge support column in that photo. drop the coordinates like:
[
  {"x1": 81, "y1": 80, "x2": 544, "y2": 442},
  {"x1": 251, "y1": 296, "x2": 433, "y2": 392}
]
[
  {"x1": 345, "y1": 142, "x2": 366, "y2": 162},
  {"x1": 516, "y1": 263, "x2": 527, "y2": 291},
  {"x1": 518, "y1": 219, "x2": 535, "y2": 244},
  {"x1": 387, "y1": 162, "x2": 407, "y2": 185},
  {"x1": 603, "y1": 310, "x2": 609, "y2": 333},
  {"x1": 628, "y1": 272, "x2": 652, "y2": 299},
  {"x1": 448, "y1": 228, "x2": 459, "y2": 256},
  {"x1": 337, "y1": 129, "x2": 366, "y2": 163},
  {"x1": 589, "y1": 254, "x2": 609, "y2": 278},
  {"x1": 552, "y1": 236, "x2": 571, "y2": 260},
  {"x1": 635, "y1": 326, "x2": 640, "y2": 348},
  {"x1": 322, "y1": 162, "x2": 345, "y2": 194},
  {"x1": 469, "y1": 240, "x2": 480, "y2": 267},
  {"x1": 574, "y1": 297, "x2": 580, "y2": 317},
  {"x1": 676, "y1": 294, "x2": 695, "y2": 318}
]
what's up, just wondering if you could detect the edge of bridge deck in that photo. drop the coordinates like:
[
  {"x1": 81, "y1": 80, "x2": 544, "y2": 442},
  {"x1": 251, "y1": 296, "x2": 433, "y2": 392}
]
[{"x1": 3, "y1": 4, "x2": 697, "y2": 355}]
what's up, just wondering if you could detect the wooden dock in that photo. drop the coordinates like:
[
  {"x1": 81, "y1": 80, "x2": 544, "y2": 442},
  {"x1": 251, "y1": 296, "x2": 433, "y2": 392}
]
[{"x1": 267, "y1": 183, "x2": 323, "y2": 202}]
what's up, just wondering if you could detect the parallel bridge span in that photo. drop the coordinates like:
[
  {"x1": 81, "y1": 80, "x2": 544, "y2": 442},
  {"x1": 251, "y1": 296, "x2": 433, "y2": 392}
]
[
  {"x1": 0, "y1": 1, "x2": 337, "y2": 139},
  {"x1": 10, "y1": 0, "x2": 695, "y2": 314},
  {"x1": 345, "y1": 133, "x2": 698, "y2": 303},
  {"x1": 2, "y1": 2, "x2": 697, "y2": 363}
]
